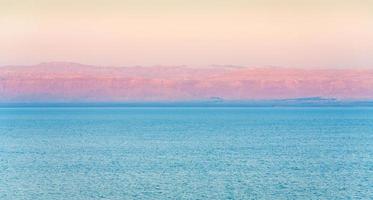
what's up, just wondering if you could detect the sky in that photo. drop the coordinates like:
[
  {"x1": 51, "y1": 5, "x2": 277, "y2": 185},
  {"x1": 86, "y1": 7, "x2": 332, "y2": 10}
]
[{"x1": 1, "y1": 0, "x2": 373, "y2": 68}]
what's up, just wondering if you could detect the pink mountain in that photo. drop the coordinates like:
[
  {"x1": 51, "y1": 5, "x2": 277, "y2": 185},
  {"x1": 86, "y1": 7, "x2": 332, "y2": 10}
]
[{"x1": 1, "y1": 62, "x2": 373, "y2": 102}]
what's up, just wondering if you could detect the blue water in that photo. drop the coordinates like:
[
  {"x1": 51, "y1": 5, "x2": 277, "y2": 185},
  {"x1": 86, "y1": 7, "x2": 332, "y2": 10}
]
[{"x1": 0, "y1": 107, "x2": 372, "y2": 199}]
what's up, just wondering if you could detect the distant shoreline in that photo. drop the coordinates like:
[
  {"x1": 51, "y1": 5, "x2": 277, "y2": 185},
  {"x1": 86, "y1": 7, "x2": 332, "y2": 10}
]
[{"x1": 2, "y1": 101, "x2": 373, "y2": 108}]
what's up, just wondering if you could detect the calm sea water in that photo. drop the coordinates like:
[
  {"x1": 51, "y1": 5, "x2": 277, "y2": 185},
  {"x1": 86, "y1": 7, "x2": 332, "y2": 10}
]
[{"x1": 0, "y1": 107, "x2": 372, "y2": 199}]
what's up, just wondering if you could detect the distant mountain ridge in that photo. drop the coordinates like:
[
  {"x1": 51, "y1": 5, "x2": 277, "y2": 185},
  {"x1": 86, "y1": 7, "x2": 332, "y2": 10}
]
[
  {"x1": 279, "y1": 97, "x2": 338, "y2": 102},
  {"x1": 1, "y1": 62, "x2": 373, "y2": 102}
]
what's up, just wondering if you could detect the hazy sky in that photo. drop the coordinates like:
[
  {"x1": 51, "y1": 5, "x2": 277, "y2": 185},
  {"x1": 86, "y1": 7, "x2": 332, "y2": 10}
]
[{"x1": 1, "y1": 0, "x2": 373, "y2": 68}]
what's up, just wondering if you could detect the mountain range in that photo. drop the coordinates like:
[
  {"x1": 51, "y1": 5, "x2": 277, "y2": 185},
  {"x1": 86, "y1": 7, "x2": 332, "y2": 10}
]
[{"x1": 1, "y1": 62, "x2": 373, "y2": 103}]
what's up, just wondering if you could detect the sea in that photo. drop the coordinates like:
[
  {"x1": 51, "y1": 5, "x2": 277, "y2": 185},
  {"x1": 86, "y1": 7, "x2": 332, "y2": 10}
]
[{"x1": 0, "y1": 107, "x2": 372, "y2": 199}]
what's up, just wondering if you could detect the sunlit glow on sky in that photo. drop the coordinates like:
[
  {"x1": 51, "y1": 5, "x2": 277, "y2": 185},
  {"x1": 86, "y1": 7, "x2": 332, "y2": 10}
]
[{"x1": 1, "y1": 0, "x2": 373, "y2": 68}]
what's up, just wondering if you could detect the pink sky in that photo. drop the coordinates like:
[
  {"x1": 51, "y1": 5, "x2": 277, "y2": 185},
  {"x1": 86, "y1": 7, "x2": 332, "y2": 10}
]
[
  {"x1": 1, "y1": 0, "x2": 373, "y2": 68},
  {"x1": 1, "y1": 1, "x2": 373, "y2": 101}
]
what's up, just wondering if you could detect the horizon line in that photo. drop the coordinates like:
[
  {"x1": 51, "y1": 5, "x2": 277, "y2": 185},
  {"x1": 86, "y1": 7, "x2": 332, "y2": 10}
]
[{"x1": 2, "y1": 99, "x2": 373, "y2": 108}]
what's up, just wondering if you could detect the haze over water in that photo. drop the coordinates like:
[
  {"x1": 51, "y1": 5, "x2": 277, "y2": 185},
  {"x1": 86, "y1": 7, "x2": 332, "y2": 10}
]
[{"x1": 1, "y1": 107, "x2": 372, "y2": 199}]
